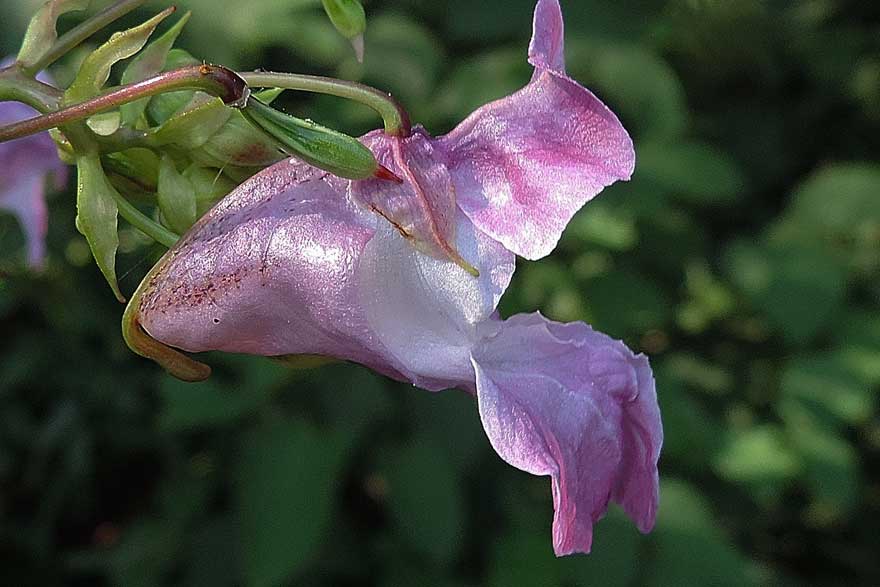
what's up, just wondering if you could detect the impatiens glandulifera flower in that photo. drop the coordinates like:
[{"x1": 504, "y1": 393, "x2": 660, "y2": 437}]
[
  {"x1": 128, "y1": 0, "x2": 661, "y2": 555},
  {"x1": 0, "y1": 61, "x2": 66, "y2": 268}
]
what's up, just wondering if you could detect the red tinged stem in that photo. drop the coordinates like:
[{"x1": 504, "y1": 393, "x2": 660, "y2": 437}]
[{"x1": 0, "y1": 65, "x2": 249, "y2": 144}]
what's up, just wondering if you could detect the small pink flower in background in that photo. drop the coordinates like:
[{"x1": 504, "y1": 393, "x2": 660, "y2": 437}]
[
  {"x1": 0, "y1": 60, "x2": 66, "y2": 269},
  {"x1": 137, "y1": 0, "x2": 661, "y2": 555}
]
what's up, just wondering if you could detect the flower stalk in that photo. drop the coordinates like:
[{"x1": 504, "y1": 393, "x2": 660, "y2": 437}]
[{"x1": 241, "y1": 71, "x2": 411, "y2": 137}]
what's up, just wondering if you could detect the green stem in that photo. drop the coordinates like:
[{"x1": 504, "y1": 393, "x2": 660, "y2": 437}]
[
  {"x1": 65, "y1": 121, "x2": 178, "y2": 248},
  {"x1": 0, "y1": 66, "x2": 62, "y2": 112},
  {"x1": 25, "y1": 0, "x2": 149, "y2": 75},
  {"x1": 240, "y1": 71, "x2": 411, "y2": 137},
  {"x1": 0, "y1": 65, "x2": 249, "y2": 144},
  {"x1": 112, "y1": 191, "x2": 179, "y2": 247}
]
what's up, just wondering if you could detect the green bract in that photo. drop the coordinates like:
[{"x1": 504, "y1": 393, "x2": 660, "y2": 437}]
[
  {"x1": 120, "y1": 11, "x2": 192, "y2": 126},
  {"x1": 17, "y1": 0, "x2": 90, "y2": 70},
  {"x1": 75, "y1": 152, "x2": 123, "y2": 301},
  {"x1": 66, "y1": 7, "x2": 174, "y2": 102}
]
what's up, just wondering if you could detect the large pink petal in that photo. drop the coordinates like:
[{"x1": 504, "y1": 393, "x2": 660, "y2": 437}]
[
  {"x1": 137, "y1": 160, "x2": 408, "y2": 378},
  {"x1": 471, "y1": 312, "x2": 661, "y2": 555},
  {"x1": 138, "y1": 157, "x2": 514, "y2": 388},
  {"x1": 436, "y1": 0, "x2": 635, "y2": 260}
]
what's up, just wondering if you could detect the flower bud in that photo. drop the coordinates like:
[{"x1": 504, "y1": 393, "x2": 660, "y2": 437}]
[
  {"x1": 241, "y1": 98, "x2": 382, "y2": 181},
  {"x1": 320, "y1": 0, "x2": 367, "y2": 62},
  {"x1": 193, "y1": 110, "x2": 285, "y2": 168}
]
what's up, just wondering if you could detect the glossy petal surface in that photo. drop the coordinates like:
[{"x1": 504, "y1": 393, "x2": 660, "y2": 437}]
[{"x1": 139, "y1": 157, "x2": 514, "y2": 388}]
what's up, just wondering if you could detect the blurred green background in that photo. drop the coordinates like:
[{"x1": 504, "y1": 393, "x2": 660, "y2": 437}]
[{"x1": 2, "y1": 0, "x2": 879, "y2": 585}]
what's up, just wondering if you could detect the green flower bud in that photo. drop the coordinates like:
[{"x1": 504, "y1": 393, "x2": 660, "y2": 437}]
[
  {"x1": 193, "y1": 110, "x2": 285, "y2": 168},
  {"x1": 149, "y1": 96, "x2": 232, "y2": 149},
  {"x1": 321, "y1": 0, "x2": 367, "y2": 61},
  {"x1": 241, "y1": 97, "x2": 382, "y2": 181}
]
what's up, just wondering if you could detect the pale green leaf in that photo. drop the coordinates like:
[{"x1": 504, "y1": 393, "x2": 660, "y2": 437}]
[
  {"x1": 17, "y1": 0, "x2": 90, "y2": 69},
  {"x1": 66, "y1": 8, "x2": 173, "y2": 101},
  {"x1": 75, "y1": 152, "x2": 122, "y2": 301}
]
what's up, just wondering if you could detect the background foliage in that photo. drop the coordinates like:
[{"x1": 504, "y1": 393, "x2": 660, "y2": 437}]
[{"x1": 2, "y1": 0, "x2": 879, "y2": 585}]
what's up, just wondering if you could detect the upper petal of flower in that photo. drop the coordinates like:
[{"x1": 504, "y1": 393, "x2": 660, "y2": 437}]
[
  {"x1": 436, "y1": 0, "x2": 635, "y2": 260},
  {"x1": 528, "y1": 0, "x2": 565, "y2": 73},
  {"x1": 471, "y1": 312, "x2": 661, "y2": 555},
  {"x1": 354, "y1": 129, "x2": 479, "y2": 275}
]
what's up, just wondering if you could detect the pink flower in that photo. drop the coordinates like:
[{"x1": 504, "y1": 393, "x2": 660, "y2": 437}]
[
  {"x1": 0, "y1": 61, "x2": 67, "y2": 269},
  {"x1": 136, "y1": 0, "x2": 661, "y2": 555}
]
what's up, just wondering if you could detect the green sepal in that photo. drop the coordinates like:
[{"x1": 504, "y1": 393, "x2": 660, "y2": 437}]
[
  {"x1": 255, "y1": 88, "x2": 284, "y2": 104},
  {"x1": 146, "y1": 48, "x2": 201, "y2": 124},
  {"x1": 75, "y1": 151, "x2": 124, "y2": 302},
  {"x1": 104, "y1": 148, "x2": 160, "y2": 194},
  {"x1": 241, "y1": 98, "x2": 378, "y2": 180},
  {"x1": 66, "y1": 7, "x2": 173, "y2": 102},
  {"x1": 157, "y1": 155, "x2": 197, "y2": 234},
  {"x1": 120, "y1": 11, "x2": 192, "y2": 127},
  {"x1": 194, "y1": 111, "x2": 285, "y2": 168},
  {"x1": 17, "y1": 0, "x2": 90, "y2": 70},
  {"x1": 149, "y1": 97, "x2": 232, "y2": 149},
  {"x1": 183, "y1": 165, "x2": 238, "y2": 215},
  {"x1": 122, "y1": 254, "x2": 211, "y2": 382}
]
